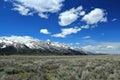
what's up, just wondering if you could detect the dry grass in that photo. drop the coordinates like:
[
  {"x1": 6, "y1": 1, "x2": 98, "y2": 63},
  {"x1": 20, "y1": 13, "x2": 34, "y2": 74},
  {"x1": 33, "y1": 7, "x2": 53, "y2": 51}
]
[{"x1": 0, "y1": 55, "x2": 120, "y2": 80}]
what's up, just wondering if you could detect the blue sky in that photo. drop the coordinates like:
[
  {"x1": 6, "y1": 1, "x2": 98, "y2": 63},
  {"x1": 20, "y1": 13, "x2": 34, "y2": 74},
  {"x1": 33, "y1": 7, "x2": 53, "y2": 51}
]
[{"x1": 0, "y1": 0, "x2": 120, "y2": 53}]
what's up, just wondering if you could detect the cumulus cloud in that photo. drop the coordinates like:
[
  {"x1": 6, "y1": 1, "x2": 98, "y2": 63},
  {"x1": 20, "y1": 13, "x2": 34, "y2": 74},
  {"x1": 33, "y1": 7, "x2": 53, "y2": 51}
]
[
  {"x1": 5, "y1": 0, "x2": 65, "y2": 18},
  {"x1": 82, "y1": 8, "x2": 107, "y2": 24},
  {"x1": 38, "y1": 13, "x2": 48, "y2": 19},
  {"x1": 13, "y1": 4, "x2": 32, "y2": 16},
  {"x1": 81, "y1": 41, "x2": 120, "y2": 54},
  {"x1": 59, "y1": 6, "x2": 85, "y2": 26},
  {"x1": 40, "y1": 29, "x2": 51, "y2": 34},
  {"x1": 106, "y1": 45, "x2": 114, "y2": 49},
  {"x1": 52, "y1": 27, "x2": 81, "y2": 38}
]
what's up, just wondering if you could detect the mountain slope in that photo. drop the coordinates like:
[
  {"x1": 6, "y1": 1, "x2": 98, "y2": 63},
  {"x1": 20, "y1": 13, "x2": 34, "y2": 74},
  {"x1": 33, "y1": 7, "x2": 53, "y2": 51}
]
[{"x1": 0, "y1": 36, "x2": 91, "y2": 55}]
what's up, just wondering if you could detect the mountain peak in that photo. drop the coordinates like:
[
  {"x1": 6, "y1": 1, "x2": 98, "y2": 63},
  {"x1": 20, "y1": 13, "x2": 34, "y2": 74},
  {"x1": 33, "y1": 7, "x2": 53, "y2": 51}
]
[{"x1": 0, "y1": 36, "x2": 90, "y2": 55}]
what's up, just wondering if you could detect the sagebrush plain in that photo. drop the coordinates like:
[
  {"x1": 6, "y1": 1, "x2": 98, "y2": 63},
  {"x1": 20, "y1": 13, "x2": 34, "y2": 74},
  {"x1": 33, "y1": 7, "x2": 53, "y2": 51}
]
[{"x1": 0, "y1": 55, "x2": 120, "y2": 80}]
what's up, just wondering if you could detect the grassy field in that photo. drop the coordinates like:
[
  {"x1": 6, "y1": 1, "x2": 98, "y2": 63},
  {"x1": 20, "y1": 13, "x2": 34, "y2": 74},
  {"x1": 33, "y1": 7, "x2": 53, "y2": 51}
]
[{"x1": 0, "y1": 55, "x2": 120, "y2": 80}]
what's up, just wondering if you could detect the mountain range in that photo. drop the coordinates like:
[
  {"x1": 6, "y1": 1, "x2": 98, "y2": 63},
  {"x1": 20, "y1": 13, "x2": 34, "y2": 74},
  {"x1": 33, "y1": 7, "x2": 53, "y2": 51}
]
[{"x1": 0, "y1": 36, "x2": 92, "y2": 55}]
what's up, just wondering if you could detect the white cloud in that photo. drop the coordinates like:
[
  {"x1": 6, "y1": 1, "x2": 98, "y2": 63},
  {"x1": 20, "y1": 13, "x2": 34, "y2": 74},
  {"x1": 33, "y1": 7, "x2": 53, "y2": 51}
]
[
  {"x1": 52, "y1": 27, "x2": 81, "y2": 38},
  {"x1": 81, "y1": 25, "x2": 90, "y2": 29},
  {"x1": 81, "y1": 41, "x2": 120, "y2": 54},
  {"x1": 106, "y1": 45, "x2": 114, "y2": 49},
  {"x1": 80, "y1": 11, "x2": 85, "y2": 16},
  {"x1": 82, "y1": 8, "x2": 107, "y2": 24},
  {"x1": 13, "y1": 4, "x2": 32, "y2": 16},
  {"x1": 5, "y1": 0, "x2": 65, "y2": 18},
  {"x1": 59, "y1": 6, "x2": 85, "y2": 26},
  {"x1": 83, "y1": 36, "x2": 91, "y2": 39},
  {"x1": 76, "y1": 42, "x2": 80, "y2": 45},
  {"x1": 38, "y1": 13, "x2": 48, "y2": 19},
  {"x1": 40, "y1": 29, "x2": 51, "y2": 34},
  {"x1": 0, "y1": 36, "x2": 39, "y2": 44}
]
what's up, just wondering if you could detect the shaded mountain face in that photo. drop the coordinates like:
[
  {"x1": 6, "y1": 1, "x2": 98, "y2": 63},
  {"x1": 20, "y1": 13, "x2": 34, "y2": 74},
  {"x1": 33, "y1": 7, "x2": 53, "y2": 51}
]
[{"x1": 0, "y1": 36, "x2": 90, "y2": 55}]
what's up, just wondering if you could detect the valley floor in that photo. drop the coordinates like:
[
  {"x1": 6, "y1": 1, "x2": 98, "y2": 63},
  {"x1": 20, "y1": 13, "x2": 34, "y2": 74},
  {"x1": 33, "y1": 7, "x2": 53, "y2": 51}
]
[{"x1": 0, "y1": 55, "x2": 120, "y2": 80}]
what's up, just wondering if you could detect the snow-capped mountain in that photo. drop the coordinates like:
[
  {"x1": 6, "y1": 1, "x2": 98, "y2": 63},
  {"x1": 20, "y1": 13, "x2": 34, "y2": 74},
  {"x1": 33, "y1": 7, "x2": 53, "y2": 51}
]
[{"x1": 0, "y1": 36, "x2": 90, "y2": 55}]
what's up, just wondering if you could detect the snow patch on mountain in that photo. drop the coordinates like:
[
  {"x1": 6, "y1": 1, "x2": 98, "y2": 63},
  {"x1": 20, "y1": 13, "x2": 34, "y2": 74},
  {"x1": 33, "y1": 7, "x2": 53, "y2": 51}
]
[{"x1": 0, "y1": 36, "x2": 91, "y2": 54}]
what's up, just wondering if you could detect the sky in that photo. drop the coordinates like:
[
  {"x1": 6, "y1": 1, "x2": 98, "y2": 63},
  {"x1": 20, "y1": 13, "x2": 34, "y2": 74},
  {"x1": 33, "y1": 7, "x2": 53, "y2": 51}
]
[{"x1": 0, "y1": 0, "x2": 120, "y2": 54}]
